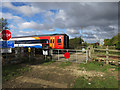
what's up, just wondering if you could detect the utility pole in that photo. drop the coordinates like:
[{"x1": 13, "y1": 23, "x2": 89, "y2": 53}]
[{"x1": 81, "y1": 26, "x2": 84, "y2": 49}]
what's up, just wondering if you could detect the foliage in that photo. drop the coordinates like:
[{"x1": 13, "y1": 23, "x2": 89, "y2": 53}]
[
  {"x1": 0, "y1": 18, "x2": 9, "y2": 31},
  {"x1": 104, "y1": 33, "x2": 120, "y2": 50},
  {"x1": 69, "y1": 37, "x2": 86, "y2": 49}
]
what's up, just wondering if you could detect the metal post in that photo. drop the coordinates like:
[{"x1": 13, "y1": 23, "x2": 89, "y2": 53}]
[
  {"x1": 86, "y1": 50, "x2": 88, "y2": 63},
  {"x1": 15, "y1": 49, "x2": 18, "y2": 58},
  {"x1": 76, "y1": 50, "x2": 77, "y2": 63},
  {"x1": 45, "y1": 55, "x2": 46, "y2": 61},
  {"x1": 28, "y1": 47, "x2": 31, "y2": 62},
  {"x1": 51, "y1": 49, "x2": 53, "y2": 61},
  {"x1": 34, "y1": 48, "x2": 35, "y2": 56},
  {"x1": 6, "y1": 52, "x2": 7, "y2": 61},
  {"x1": 29, "y1": 53, "x2": 30, "y2": 62},
  {"x1": 67, "y1": 49, "x2": 69, "y2": 61},
  {"x1": 58, "y1": 49, "x2": 59, "y2": 61}
]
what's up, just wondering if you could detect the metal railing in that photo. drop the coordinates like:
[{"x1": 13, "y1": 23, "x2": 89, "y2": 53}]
[{"x1": 50, "y1": 49, "x2": 89, "y2": 63}]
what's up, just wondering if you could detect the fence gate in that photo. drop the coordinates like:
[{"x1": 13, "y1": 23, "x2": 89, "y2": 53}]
[{"x1": 51, "y1": 49, "x2": 88, "y2": 63}]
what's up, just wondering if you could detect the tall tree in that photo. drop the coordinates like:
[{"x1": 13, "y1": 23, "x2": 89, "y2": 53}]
[
  {"x1": 69, "y1": 37, "x2": 84, "y2": 49},
  {"x1": 0, "y1": 18, "x2": 9, "y2": 31}
]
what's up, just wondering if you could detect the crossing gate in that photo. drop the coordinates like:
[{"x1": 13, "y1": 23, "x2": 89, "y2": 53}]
[{"x1": 51, "y1": 49, "x2": 89, "y2": 63}]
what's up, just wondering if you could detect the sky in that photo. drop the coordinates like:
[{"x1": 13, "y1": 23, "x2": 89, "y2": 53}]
[{"x1": 0, "y1": 1, "x2": 119, "y2": 43}]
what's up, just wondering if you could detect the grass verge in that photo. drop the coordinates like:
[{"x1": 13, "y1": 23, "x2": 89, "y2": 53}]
[
  {"x1": 73, "y1": 76, "x2": 118, "y2": 88},
  {"x1": 73, "y1": 62, "x2": 118, "y2": 88},
  {"x1": 79, "y1": 61, "x2": 117, "y2": 72},
  {"x1": 2, "y1": 64, "x2": 31, "y2": 82}
]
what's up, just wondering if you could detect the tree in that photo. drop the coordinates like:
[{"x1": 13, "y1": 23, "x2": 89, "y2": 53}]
[
  {"x1": 0, "y1": 18, "x2": 9, "y2": 31},
  {"x1": 115, "y1": 42, "x2": 120, "y2": 50},
  {"x1": 69, "y1": 37, "x2": 84, "y2": 49}
]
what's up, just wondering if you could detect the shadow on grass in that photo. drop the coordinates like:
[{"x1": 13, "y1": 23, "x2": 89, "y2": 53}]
[{"x1": 2, "y1": 64, "x2": 31, "y2": 83}]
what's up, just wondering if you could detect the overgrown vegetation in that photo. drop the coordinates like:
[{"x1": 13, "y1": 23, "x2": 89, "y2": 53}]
[{"x1": 2, "y1": 64, "x2": 31, "y2": 82}]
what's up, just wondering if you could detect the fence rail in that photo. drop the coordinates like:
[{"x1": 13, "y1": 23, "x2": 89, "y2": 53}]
[
  {"x1": 90, "y1": 46, "x2": 120, "y2": 64},
  {"x1": 94, "y1": 48, "x2": 120, "y2": 52}
]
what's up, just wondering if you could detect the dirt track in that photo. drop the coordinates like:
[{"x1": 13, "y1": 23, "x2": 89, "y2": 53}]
[{"x1": 3, "y1": 62, "x2": 106, "y2": 88}]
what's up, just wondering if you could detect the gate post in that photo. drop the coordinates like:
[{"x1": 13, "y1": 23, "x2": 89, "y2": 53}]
[
  {"x1": 58, "y1": 49, "x2": 59, "y2": 60},
  {"x1": 87, "y1": 45, "x2": 93, "y2": 62},
  {"x1": 50, "y1": 49, "x2": 53, "y2": 61},
  {"x1": 76, "y1": 50, "x2": 77, "y2": 63},
  {"x1": 86, "y1": 50, "x2": 89, "y2": 63}
]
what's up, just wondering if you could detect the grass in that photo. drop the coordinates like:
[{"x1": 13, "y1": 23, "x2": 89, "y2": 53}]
[
  {"x1": 59, "y1": 61, "x2": 72, "y2": 67},
  {"x1": 73, "y1": 76, "x2": 118, "y2": 88},
  {"x1": 43, "y1": 60, "x2": 56, "y2": 65},
  {"x1": 79, "y1": 61, "x2": 114, "y2": 72},
  {"x1": 2, "y1": 64, "x2": 31, "y2": 82},
  {"x1": 73, "y1": 62, "x2": 118, "y2": 88}
]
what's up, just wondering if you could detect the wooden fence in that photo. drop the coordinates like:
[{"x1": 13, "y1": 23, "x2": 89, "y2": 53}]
[{"x1": 89, "y1": 46, "x2": 120, "y2": 64}]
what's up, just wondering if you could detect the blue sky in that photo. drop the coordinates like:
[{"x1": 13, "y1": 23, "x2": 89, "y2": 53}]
[{"x1": 1, "y1": 2, "x2": 118, "y2": 43}]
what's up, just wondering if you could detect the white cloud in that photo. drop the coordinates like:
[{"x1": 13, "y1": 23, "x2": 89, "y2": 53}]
[
  {"x1": 66, "y1": 28, "x2": 80, "y2": 35},
  {"x1": 55, "y1": 10, "x2": 66, "y2": 21},
  {"x1": 18, "y1": 21, "x2": 53, "y2": 30},
  {"x1": 0, "y1": 12, "x2": 22, "y2": 20},
  {"x1": 2, "y1": 2, "x2": 41, "y2": 16},
  {"x1": 1, "y1": 2, "x2": 118, "y2": 43},
  {"x1": 18, "y1": 21, "x2": 43, "y2": 30},
  {"x1": 48, "y1": 29, "x2": 55, "y2": 31}
]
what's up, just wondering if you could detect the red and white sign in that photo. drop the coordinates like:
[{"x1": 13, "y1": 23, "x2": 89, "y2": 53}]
[
  {"x1": 64, "y1": 52, "x2": 70, "y2": 59},
  {"x1": 1, "y1": 30, "x2": 11, "y2": 40}
]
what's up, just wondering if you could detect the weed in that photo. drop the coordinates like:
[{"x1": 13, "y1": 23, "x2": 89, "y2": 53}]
[{"x1": 59, "y1": 61, "x2": 72, "y2": 67}]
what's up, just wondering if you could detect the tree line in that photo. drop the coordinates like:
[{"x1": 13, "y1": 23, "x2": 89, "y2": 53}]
[{"x1": 104, "y1": 33, "x2": 120, "y2": 50}]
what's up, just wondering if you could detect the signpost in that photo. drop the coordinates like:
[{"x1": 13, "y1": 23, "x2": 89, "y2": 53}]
[
  {"x1": 1, "y1": 30, "x2": 11, "y2": 40},
  {"x1": 43, "y1": 50, "x2": 48, "y2": 60},
  {"x1": 64, "y1": 52, "x2": 70, "y2": 59},
  {"x1": 0, "y1": 30, "x2": 12, "y2": 54},
  {"x1": 0, "y1": 41, "x2": 14, "y2": 48}
]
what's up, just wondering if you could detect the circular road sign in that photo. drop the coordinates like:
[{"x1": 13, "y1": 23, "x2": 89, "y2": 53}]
[
  {"x1": 1, "y1": 30, "x2": 11, "y2": 40},
  {"x1": 64, "y1": 52, "x2": 70, "y2": 59}
]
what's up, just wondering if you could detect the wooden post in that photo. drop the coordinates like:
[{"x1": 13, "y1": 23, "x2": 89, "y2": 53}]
[{"x1": 106, "y1": 46, "x2": 109, "y2": 64}]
